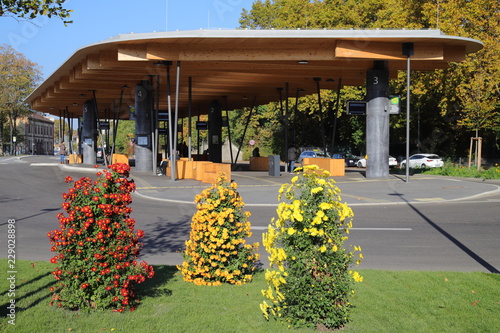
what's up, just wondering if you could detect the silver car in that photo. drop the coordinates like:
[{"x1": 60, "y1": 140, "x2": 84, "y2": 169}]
[
  {"x1": 297, "y1": 150, "x2": 330, "y2": 164},
  {"x1": 400, "y1": 154, "x2": 444, "y2": 168}
]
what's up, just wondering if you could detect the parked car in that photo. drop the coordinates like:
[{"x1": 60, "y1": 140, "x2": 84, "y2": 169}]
[
  {"x1": 332, "y1": 153, "x2": 360, "y2": 167},
  {"x1": 400, "y1": 154, "x2": 444, "y2": 168},
  {"x1": 389, "y1": 156, "x2": 398, "y2": 167},
  {"x1": 297, "y1": 150, "x2": 330, "y2": 164},
  {"x1": 357, "y1": 156, "x2": 398, "y2": 168},
  {"x1": 97, "y1": 147, "x2": 103, "y2": 159}
]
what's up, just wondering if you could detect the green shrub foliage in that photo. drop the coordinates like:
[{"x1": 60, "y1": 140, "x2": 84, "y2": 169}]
[{"x1": 260, "y1": 165, "x2": 363, "y2": 330}]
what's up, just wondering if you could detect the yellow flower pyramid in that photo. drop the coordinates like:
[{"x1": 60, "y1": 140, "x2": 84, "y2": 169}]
[{"x1": 178, "y1": 175, "x2": 259, "y2": 286}]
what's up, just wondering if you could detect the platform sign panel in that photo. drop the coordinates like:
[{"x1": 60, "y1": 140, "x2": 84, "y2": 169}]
[
  {"x1": 346, "y1": 101, "x2": 367, "y2": 115},
  {"x1": 389, "y1": 96, "x2": 400, "y2": 114}
]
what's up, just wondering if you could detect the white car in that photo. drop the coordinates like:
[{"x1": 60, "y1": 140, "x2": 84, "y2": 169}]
[
  {"x1": 357, "y1": 156, "x2": 398, "y2": 168},
  {"x1": 400, "y1": 154, "x2": 444, "y2": 168}
]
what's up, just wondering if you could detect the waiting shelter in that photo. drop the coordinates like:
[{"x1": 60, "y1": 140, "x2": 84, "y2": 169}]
[{"x1": 26, "y1": 29, "x2": 482, "y2": 179}]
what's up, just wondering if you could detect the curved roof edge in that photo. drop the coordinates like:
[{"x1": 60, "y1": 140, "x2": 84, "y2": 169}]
[{"x1": 94, "y1": 28, "x2": 483, "y2": 51}]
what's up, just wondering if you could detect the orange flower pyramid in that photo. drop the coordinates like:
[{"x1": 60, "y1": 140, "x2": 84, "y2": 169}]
[{"x1": 178, "y1": 175, "x2": 259, "y2": 286}]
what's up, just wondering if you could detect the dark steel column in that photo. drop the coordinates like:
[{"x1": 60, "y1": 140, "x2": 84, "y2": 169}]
[
  {"x1": 82, "y1": 100, "x2": 97, "y2": 165},
  {"x1": 134, "y1": 81, "x2": 154, "y2": 172},
  {"x1": 366, "y1": 61, "x2": 390, "y2": 178},
  {"x1": 208, "y1": 100, "x2": 222, "y2": 163}
]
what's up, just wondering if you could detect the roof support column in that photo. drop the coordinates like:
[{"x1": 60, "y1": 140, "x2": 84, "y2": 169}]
[
  {"x1": 82, "y1": 100, "x2": 97, "y2": 165},
  {"x1": 134, "y1": 81, "x2": 154, "y2": 172},
  {"x1": 208, "y1": 100, "x2": 222, "y2": 163},
  {"x1": 366, "y1": 61, "x2": 390, "y2": 178}
]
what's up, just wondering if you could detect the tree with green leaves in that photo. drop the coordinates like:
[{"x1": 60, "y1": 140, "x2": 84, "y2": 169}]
[
  {"x1": 0, "y1": 0, "x2": 72, "y2": 24},
  {"x1": 239, "y1": 0, "x2": 500, "y2": 160},
  {"x1": 0, "y1": 44, "x2": 42, "y2": 155},
  {"x1": 423, "y1": 0, "x2": 500, "y2": 163}
]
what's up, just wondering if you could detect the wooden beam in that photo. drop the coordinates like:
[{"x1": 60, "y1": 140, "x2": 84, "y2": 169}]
[
  {"x1": 118, "y1": 45, "x2": 148, "y2": 61},
  {"x1": 146, "y1": 42, "x2": 337, "y2": 61},
  {"x1": 335, "y1": 41, "x2": 443, "y2": 60}
]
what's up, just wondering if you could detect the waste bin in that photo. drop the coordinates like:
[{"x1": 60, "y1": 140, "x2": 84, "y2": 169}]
[{"x1": 268, "y1": 155, "x2": 280, "y2": 177}]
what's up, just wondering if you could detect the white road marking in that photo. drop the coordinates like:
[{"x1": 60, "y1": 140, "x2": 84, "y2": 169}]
[
  {"x1": 250, "y1": 226, "x2": 412, "y2": 231},
  {"x1": 30, "y1": 163, "x2": 60, "y2": 166}
]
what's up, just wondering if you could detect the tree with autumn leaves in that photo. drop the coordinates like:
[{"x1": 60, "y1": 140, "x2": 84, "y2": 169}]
[
  {"x1": 0, "y1": 44, "x2": 42, "y2": 155},
  {"x1": 239, "y1": 0, "x2": 500, "y2": 159}
]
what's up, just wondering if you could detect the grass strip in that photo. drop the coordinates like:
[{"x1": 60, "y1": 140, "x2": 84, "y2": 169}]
[{"x1": 1, "y1": 260, "x2": 499, "y2": 332}]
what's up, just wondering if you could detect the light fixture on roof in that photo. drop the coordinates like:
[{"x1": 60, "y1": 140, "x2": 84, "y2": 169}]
[
  {"x1": 326, "y1": 78, "x2": 335, "y2": 82},
  {"x1": 298, "y1": 60, "x2": 309, "y2": 64}
]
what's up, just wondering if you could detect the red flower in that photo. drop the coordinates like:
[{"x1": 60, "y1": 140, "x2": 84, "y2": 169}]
[{"x1": 136, "y1": 229, "x2": 144, "y2": 238}]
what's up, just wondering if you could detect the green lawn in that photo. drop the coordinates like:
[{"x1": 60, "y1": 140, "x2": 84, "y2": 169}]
[{"x1": 1, "y1": 260, "x2": 499, "y2": 332}]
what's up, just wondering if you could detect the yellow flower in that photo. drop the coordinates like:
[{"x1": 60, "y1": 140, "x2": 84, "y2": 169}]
[
  {"x1": 260, "y1": 301, "x2": 270, "y2": 320},
  {"x1": 278, "y1": 185, "x2": 285, "y2": 194},
  {"x1": 311, "y1": 186, "x2": 323, "y2": 194},
  {"x1": 351, "y1": 271, "x2": 364, "y2": 282},
  {"x1": 319, "y1": 202, "x2": 332, "y2": 210},
  {"x1": 309, "y1": 227, "x2": 324, "y2": 237},
  {"x1": 319, "y1": 245, "x2": 327, "y2": 252},
  {"x1": 312, "y1": 215, "x2": 321, "y2": 225}
]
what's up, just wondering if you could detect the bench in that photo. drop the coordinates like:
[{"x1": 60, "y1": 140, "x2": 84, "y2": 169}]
[
  {"x1": 165, "y1": 160, "x2": 230, "y2": 183},
  {"x1": 302, "y1": 157, "x2": 345, "y2": 176},
  {"x1": 112, "y1": 154, "x2": 129, "y2": 165},
  {"x1": 201, "y1": 163, "x2": 231, "y2": 184},
  {"x1": 249, "y1": 156, "x2": 269, "y2": 171},
  {"x1": 69, "y1": 154, "x2": 82, "y2": 164}
]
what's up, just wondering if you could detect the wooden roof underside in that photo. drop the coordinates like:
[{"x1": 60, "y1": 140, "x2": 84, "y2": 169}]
[{"x1": 26, "y1": 29, "x2": 483, "y2": 118}]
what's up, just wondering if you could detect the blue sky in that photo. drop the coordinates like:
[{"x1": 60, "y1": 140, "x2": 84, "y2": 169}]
[{"x1": 1, "y1": 0, "x2": 255, "y2": 79}]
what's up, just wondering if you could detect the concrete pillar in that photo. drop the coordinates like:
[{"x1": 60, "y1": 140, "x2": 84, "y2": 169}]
[
  {"x1": 366, "y1": 62, "x2": 390, "y2": 178},
  {"x1": 208, "y1": 100, "x2": 222, "y2": 163},
  {"x1": 82, "y1": 100, "x2": 97, "y2": 165},
  {"x1": 134, "y1": 81, "x2": 153, "y2": 172}
]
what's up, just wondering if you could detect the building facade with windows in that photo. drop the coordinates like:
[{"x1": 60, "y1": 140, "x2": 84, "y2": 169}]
[{"x1": 20, "y1": 113, "x2": 54, "y2": 155}]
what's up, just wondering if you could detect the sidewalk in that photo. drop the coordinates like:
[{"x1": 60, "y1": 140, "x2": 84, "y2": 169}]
[{"x1": 57, "y1": 159, "x2": 500, "y2": 206}]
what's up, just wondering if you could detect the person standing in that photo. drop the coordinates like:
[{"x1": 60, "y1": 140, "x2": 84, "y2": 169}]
[
  {"x1": 59, "y1": 142, "x2": 67, "y2": 164},
  {"x1": 287, "y1": 145, "x2": 297, "y2": 173}
]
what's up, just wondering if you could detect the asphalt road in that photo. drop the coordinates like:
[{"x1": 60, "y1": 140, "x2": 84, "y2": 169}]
[{"x1": 1, "y1": 155, "x2": 499, "y2": 273}]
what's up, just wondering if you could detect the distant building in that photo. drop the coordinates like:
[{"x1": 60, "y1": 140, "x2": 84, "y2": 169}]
[{"x1": 19, "y1": 113, "x2": 55, "y2": 155}]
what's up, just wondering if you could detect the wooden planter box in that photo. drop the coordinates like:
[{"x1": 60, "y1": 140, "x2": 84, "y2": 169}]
[{"x1": 302, "y1": 158, "x2": 345, "y2": 176}]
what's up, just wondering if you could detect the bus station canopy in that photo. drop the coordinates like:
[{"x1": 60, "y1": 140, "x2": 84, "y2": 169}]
[{"x1": 26, "y1": 29, "x2": 483, "y2": 117}]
